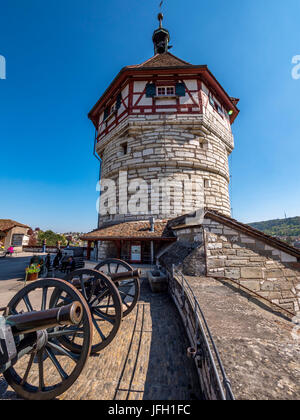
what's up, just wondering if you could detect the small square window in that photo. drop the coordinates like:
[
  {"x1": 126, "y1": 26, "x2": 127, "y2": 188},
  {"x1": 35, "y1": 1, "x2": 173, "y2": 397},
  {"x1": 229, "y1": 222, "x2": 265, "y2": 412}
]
[
  {"x1": 121, "y1": 142, "x2": 128, "y2": 155},
  {"x1": 157, "y1": 86, "x2": 175, "y2": 96},
  {"x1": 204, "y1": 179, "x2": 211, "y2": 188}
]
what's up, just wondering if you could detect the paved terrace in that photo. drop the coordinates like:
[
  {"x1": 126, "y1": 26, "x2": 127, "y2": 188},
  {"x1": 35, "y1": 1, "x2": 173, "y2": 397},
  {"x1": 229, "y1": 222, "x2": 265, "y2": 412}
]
[
  {"x1": 0, "y1": 257, "x2": 200, "y2": 400},
  {"x1": 185, "y1": 276, "x2": 300, "y2": 400}
]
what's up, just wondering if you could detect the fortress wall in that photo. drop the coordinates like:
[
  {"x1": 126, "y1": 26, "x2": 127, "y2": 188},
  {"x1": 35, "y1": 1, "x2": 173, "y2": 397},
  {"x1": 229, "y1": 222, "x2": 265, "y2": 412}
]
[{"x1": 204, "y1": 220, "x2": 300, "y2": 314}]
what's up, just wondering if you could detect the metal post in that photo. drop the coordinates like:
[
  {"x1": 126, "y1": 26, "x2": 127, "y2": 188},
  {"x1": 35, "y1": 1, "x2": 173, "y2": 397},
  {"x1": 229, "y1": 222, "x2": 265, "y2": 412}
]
[{"x1": 150, "y1": 241, "x2": 154, "y2": 265}]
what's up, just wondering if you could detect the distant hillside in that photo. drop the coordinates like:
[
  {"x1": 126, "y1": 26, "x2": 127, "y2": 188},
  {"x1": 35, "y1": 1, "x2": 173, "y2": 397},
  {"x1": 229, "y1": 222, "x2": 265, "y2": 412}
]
[{"x1": 249, "y1": 217, "x2": 300, "y2": 239}]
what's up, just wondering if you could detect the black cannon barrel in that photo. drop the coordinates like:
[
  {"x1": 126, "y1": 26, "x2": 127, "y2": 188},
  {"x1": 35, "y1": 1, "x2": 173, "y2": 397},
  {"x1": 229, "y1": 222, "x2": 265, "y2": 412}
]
[
  {"x1": 110, "y1": 269, "x2": 141, "y2": 282},
  {"x1": 6, "y1": 302, "x2": 83, "y2": 335},
  {"x1": 71, "y1": 270, "x2": 141, "y2": 289}
]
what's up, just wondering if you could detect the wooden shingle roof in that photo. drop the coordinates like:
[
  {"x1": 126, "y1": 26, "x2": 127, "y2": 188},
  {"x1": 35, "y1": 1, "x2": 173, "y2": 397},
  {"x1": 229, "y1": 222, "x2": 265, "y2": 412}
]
[
  {"x1": 0, "y1": 219, "x2": 30, "y2": 233},
  {"x1": 81, "y1": 220, "x2": 176, "y2": 242},
  {"x1": 127, "y1": 52, "x2": 192, "y2": 69}
]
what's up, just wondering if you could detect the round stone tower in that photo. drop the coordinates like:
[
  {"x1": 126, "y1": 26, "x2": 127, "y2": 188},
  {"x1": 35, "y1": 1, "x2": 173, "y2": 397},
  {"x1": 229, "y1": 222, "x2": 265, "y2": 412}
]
[{"x1": 88, "y1": 15, "x2": 239, "y2": 229}]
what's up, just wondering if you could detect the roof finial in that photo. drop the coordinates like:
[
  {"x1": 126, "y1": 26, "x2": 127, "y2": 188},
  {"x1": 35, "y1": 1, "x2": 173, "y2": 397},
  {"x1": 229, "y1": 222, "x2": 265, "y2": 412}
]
[
  {"x1": 158, "y1": 12, "x2": 163, "y2": 29},
  {"x1": 152, "y1": 2, "x2": 171, "y2": 55}
]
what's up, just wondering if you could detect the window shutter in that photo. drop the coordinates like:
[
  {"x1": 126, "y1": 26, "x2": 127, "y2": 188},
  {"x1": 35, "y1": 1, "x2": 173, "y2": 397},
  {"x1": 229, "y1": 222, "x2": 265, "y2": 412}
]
[
  {"x1": 146, "y1": 83, "x2": 156, "y2": 98},
  {"x1": 175, "y1": 82, "x2": 186, "y2": 97},
  {"x1": 116, "y1": 93, "x2": 122, "y2": 110},
  {"x1": 103, "y1": 107, "x2": 109, "y2": 121}
]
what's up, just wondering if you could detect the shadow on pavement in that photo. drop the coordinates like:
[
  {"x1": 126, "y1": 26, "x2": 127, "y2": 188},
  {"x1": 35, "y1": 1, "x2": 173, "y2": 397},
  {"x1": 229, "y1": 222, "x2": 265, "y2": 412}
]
[{"x1": 0, "y1": 257, "x2": 30, "y2": 281}]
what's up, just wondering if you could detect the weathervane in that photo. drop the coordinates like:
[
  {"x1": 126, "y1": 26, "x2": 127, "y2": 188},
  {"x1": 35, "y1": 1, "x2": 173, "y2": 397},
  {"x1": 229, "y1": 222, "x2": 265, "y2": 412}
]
[
  {"x1": 158, "y1": 1, "x2": 164, "y2": 28},
  {"x1": 152, "y1": 0, "x2": 171, "y2": 54}
]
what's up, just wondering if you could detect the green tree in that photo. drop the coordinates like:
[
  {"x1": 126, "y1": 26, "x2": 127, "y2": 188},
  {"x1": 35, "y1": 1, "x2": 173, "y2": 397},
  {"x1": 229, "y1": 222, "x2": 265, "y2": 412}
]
[{"x1": 37, "y1": 230, "x2": 67, "y2": 247}]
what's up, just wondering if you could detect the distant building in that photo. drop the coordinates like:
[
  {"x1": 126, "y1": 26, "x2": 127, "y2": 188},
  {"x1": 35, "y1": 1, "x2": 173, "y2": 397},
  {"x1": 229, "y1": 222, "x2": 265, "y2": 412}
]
[{"x1": 0, "y1": 219, "x2": 31, "y2": 251}]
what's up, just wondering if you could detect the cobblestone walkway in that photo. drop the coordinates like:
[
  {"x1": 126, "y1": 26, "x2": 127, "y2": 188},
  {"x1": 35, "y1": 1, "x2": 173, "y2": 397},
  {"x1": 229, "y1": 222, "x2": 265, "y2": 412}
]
[{"x1": 0, "y1": 279, "x2": 200, "y2": 400}]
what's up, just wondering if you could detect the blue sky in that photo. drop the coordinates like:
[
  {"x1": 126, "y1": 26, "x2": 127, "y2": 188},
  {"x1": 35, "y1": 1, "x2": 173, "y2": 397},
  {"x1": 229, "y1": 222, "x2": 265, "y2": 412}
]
[{"x1": 0, "y1": 0, "x2": 299, "y2": 232}]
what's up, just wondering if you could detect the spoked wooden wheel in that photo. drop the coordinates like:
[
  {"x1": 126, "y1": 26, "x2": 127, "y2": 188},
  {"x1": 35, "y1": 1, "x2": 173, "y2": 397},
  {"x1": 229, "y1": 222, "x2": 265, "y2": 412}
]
[
  {"x1": 53, "y1": 269, "x2": 123, "y2": 354},
  {"x1": 95, "y1": 259, "x2": 140, "y2": 318},
  {"x1": 3, "y1": 279, "x2": 92, "y2": 401}
]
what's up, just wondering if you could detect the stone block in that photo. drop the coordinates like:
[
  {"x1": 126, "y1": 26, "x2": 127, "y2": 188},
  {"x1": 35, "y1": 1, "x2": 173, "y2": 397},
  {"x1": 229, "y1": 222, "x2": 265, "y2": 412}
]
[
  {"x1": 241, "y1": 267, "x2": 263, "y2": 279},
  {"x1": 268, "y1": 292, "x2": 282, "y2": 300},
  {"x1": 207, "y1": 259, "x2": 225, "y2": 268},
  {"x1": 266, "y1": 270, "x2": 283, "y2": 279},
  {"x1": 143, "y1": 149, "x2": 154, "y2": 156},
  {"x1": 240, "y1": 236, "x2": 256, "y2": 244},
  {"x1": 222, "y1": 249, "x2": 237, "y2": 256},
  {"x1": 249, "y1": 257, "x2": 266, "y2": 262},
  {"x1": 237, "y1": 250, "x2": 254, "y2": 257},
  {"x1": 283, "y1": 269, "x2": 298, "y2": 277},
  {"x1": 224, "y1": 268, "x2": 240, "y2": 280},
  {"x1": 225, "y1": 260, "x2": 249, "y2": 267},
  {"x1": 282, "y1": 291, "x2": 295, "y2": 299},
  {"x1": 207, "y1": 243, "x2": 223, "y2": 250},
  {"x1": 260, "y1": 281, "x2": 274, "y2": 292},
  {"x1": 240, "y1": 279, "x2": 260, "y2": 291}
]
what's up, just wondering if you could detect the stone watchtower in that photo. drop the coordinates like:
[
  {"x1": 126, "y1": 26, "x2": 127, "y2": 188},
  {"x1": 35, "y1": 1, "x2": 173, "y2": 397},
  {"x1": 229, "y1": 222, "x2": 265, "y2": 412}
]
[{"x1": 86, "y1": 15, "x2": 239, "y2": 263}]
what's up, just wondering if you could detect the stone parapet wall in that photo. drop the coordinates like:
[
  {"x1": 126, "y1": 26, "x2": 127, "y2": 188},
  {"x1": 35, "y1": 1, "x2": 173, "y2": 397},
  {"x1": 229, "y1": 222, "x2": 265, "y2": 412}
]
[
  {"x1": 204, "y1": 219, "x2": 300, "y2": 314},
  {"x1": 167, "y1": 269, "x2": 234, "y2": 400}
]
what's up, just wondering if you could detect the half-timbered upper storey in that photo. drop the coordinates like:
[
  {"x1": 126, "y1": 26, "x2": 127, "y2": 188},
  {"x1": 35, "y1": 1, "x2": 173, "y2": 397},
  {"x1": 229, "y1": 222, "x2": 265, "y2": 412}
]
[{"x1": 88, "y1": 15, "x2": 239, "y2": 145}]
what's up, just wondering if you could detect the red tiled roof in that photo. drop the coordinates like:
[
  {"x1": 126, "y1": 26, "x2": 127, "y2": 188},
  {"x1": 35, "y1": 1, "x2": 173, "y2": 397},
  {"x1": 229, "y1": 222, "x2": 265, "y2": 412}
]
[
  {"x1": 0, "y1": 219, "x2": 30, "y2": 233},
  {"x1": 127, "y1": 52, "x2": 192, "y2": 69},
  {"x1": 81, "y1": 220, "x2": 176, "y2": 241}
]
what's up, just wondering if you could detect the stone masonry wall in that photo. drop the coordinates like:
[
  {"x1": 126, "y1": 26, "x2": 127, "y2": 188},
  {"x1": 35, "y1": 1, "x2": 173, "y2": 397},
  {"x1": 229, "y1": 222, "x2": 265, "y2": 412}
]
[
  {"x1": 204, "y1": 219, "x2": 300, "y2": 314},
  {"x1": 97, "y1": 115, "x2": 232, "y2": 226},
  {"x1": 97, "y1": 240, "x2": 118, "y2": 260}
]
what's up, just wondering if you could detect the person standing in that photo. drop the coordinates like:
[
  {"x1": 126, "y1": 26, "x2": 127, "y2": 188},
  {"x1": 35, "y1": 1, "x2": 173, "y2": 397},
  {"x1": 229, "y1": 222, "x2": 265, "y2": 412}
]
[
  {"x1": 7, "y1": 246, "x2": 14, "y2": 257},
  {"x1": 45, "y1": 254, "x2": 51, "y2": 271}
]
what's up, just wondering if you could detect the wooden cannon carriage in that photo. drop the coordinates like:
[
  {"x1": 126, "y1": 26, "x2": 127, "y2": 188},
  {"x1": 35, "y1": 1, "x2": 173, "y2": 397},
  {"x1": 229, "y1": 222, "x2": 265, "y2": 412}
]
[{"x1": 0, "y1": 259, "x2": 141, "y2": 400}]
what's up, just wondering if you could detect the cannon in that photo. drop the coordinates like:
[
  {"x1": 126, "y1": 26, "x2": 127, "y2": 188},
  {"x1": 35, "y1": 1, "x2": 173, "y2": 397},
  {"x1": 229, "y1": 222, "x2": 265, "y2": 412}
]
[
  {"x1": 94, "y1": 259, "x2": 141, "y2": 318},
  {"x1": 0, "y1": 260, "x2": 142, "y2": 400},
  {"x1": 53, "y1": 259, "x2": 142, "y2": 354},
  {"x1": 55, "y1": 261, "x2": 141, "y2": 353},
  {"x1": 0, "y1": 278, "x2": 92, "y2": 400}
]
